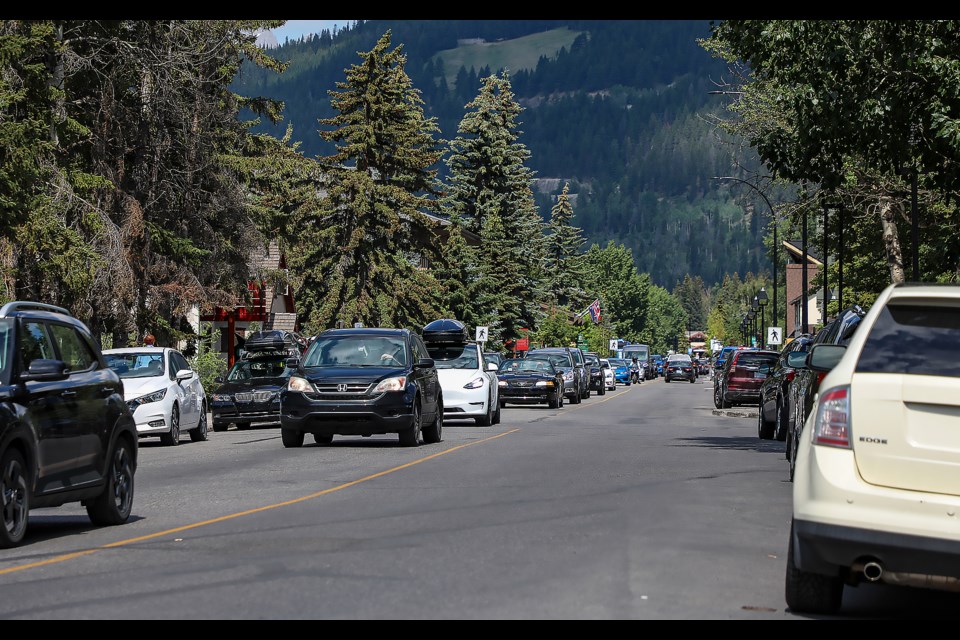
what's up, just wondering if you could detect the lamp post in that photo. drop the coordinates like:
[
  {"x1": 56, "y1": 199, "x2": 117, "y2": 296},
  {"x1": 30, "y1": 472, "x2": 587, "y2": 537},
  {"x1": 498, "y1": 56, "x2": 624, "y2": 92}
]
[
  {"x1": 748, "y1": 308, "x2": 756, "y2": 347},
  {"x1": 751, "y1": 295, "x2": 760, "y2": 347},
  {"x1": 757, "y1": 287, "x2": 769, "y2": 348},
  {"x1": 715, "y1": 176, "x2": 779, "y2": 336}
]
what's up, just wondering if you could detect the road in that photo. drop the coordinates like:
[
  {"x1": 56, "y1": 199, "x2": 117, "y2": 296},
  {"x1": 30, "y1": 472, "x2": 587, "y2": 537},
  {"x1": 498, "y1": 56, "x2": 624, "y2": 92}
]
[{"x1": 1, "y1": 376, "x2": 958, "y2": 619}]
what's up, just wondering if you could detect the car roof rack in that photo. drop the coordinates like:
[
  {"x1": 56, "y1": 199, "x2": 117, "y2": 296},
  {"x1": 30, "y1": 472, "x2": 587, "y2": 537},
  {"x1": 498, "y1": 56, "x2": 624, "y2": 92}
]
[{"x1": 0, "y1": 301, "x2": 71, "y2": 317}]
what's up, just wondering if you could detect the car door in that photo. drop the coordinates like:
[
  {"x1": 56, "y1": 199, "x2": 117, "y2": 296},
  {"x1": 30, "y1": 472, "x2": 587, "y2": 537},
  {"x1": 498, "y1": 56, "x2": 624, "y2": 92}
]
[
  {"x1": 172, "y1": 351, "x2": 201, "y2": 428},
  {"x1": 16, "y1": 320, "x2": 83, "y2": 495},
  {"x1": 411, "y1": 336, "x2": 440, "y2": 419},
  {"x1": 478, "y1": 344, "x2": 498, "y2": 406},
  {"x1": 166, "y1": 350, "x2": 194, "y2": 429},
  {"x1": 46, "y1": 321, "x2": 120, "y2": 487}
]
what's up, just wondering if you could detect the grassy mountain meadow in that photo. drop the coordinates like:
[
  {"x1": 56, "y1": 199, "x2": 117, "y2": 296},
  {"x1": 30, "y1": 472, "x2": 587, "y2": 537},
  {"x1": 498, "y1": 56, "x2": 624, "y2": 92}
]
[{"x1": 235, "y1": 19, "x2": 765, "y2": 290}]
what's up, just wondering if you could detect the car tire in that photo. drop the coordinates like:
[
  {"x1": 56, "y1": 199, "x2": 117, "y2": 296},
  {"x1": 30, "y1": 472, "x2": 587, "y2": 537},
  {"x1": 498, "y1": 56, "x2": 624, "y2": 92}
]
[
  {"x1": 548, "y1": 391, "x2": 560, "y2": 409},
  {"x1": 785, "y1": 521, "x2": 843, "y2": 615},
  {"x1": 475, "y1": 397, "x2": 493, "y2": 426},
  {"x1": 492, "y1": 399, "x2": 501, "y2": 425},
  {"x1": 0, "y1": 449, "x2": 30, "y2": 548},
  {"x1": 789, "y1": 431, "x2": 799, "y2": 482},
  {"x1": 190, "y1": 408, "x2": 209, "y2": 442},
  {"x1": 598, "y1": 384, "x2": 605, "y2": 396},
  {"x1": 499, "y1": 400, "x2": 507, "y2": 409},
  {"x1": 281, "y1": 428, "x2": 304, "y2": 448},
  {"x1": 160, "y1": 403, "x2": 181, "y2": 446},
  {"x1": 398, "y1": 400, "x2": 423, "y2": 447},
  {"x1": 212, "y1": 421, "x2": 228, "y2": 433},
  {"x1": 423, "y1": 397, "x2": 443, "y2": 444},
  {"x1": 665, "y1": 377, "x2": 671, "y2": 383},
  {"x1": 86, "y1": 437, "x2": 135, "y2": 527},
  {"x1": 713, "y1": 385, "x2": 722, "y2": 408},
  {"x1": 758, "y1": 403, "x2": 775, "y2": 440},
  {"x1": 235, "y1": 422, "x2": 251, "y2": 431},
  {"x1": 774, "y1": 398, "x2": 789, "y2": 441},
  {"x1": 313, "y1": 434, "x2": 334, "y2": 445},
  {"x1": 570, "y1": 391, "x2": 581, "y2": 404}
]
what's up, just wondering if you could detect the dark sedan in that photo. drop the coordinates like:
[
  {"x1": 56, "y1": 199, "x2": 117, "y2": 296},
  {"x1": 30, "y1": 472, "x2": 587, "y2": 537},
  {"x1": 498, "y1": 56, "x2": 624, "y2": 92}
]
[
  {"x1": 210, "y1": 354, "x2": 294, "y2": 431},
  {"x1": 664, "y1": 355, "x2": 697, "y2": 383},
  {"x1": 757, "y1": 336, "x2": 812, "y2": 441},
  {"x1": 497, "y1": 358, "x2": 565, "y2": 408}
]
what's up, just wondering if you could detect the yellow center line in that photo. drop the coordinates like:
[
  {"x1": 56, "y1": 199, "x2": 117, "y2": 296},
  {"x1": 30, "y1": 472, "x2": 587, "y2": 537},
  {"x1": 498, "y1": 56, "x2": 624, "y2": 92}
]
[
  {"x1": 562, "y1": 386, "x2": 632, "y2": 413},
  {"x1": 1, "y1": 428, "x2": 520, "y2": 576}
]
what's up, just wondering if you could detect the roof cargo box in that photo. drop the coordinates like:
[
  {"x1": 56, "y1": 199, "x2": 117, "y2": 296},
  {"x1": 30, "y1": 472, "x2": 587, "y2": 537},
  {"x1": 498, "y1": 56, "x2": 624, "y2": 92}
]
[{"x1": 422, "y1": 319, "x2": 469, "y2": 345}]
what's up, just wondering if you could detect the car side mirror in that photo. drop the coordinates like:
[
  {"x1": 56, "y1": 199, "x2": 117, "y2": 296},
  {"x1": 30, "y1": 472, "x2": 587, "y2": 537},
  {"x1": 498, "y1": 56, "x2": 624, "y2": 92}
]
[
  {"x1": 176, "y1": 368, "x2": 194, "y2": 382},
  {"x1": 806, "y1": 344, "x2": 847, "y2": 373},
  {"x1": 214, "y1": 376, "x2": 223, "y2": 384},
  {"x1": 19, "y1": 359, "x2": 70, "y2": 382},
  {"x1": 786, "y1": 351, "x2": 808, "y2": 369},
  {"x1": 414, "y1": 357, "x2": 435, "y2": 369},
  {"x1": 487, "y1": 362, "x2": 498, "y2": 371},
  {"x1": 286, "y1": 357, "x2": 299, "y2": 369}
]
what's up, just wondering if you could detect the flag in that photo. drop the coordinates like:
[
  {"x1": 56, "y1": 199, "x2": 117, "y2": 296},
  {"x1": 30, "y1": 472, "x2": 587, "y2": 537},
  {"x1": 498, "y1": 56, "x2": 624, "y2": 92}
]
[{"x1": 587, "y1": 299, "x2": 601, "y2": 324}]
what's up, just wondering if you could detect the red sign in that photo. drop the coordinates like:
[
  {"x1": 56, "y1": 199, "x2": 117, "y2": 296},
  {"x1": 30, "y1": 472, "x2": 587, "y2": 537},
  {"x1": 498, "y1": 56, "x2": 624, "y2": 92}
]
[{"x1": 516, "y1": 338, "x2": 529, "y2": 351}]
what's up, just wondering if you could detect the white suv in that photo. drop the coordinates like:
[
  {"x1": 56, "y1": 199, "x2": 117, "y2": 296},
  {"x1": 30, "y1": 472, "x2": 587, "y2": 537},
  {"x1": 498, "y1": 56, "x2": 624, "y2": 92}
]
[{"x1": 786, "y1": 283, "x2": 960, "y2": 614}]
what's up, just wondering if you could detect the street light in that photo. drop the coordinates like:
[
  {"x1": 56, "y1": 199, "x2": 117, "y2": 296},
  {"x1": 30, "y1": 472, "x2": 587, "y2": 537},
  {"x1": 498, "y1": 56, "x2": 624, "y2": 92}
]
[
  {"x1": 715, "y1": 176, "x2": 780, "y2": 337},
  {"x1": 757, "y1": 287, "x2": 769, "y2": 348},
  {"x1": 747, "y1": 309, "x2": 756, "y2": 347}
]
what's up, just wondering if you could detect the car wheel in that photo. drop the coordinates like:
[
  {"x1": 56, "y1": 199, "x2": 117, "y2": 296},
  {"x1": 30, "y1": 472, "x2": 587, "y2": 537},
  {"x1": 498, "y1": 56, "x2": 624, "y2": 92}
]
[
  {"x1": 758, "y1": 403, "x2": 775, "y2": 440},
  {"x1": 423, "y1": 397, "x2": 443, "y2": 444},
  {"x1": 0, "y1": 449, "x2": 29, "y2": 548},
  {"x1": 281, "y1": 428, "x2": 304, "y2": 448},
  {"x1": 212, "y1": 421, "x2": 228, "y2": 433},
  {"x1": 475, "y1": 396, "x2": 493, "y2": 426},
  {"x1": 598, "y1": 384, "x2": 605, "y2": 396},
  {"x1": 160, "y1": 403, "x2": 181, "y2": 446},
  {"x1": 86, "y1": 438, "x2": 135, "y2": 526},
  {"x1": 774, "y1": 398, "x2": 788, "y2": 441},
  {"x1": 235, "y1": 422, "x2": 251, "y2": 431},
  {"x1": 399, "y1": 399, "x2": 423, "y2": 447},
  {"x1": 785, "y1": 520, "x2": 843, "y2": 614},
  {"x1": 313, "y1": 434, "x2": 334, "y2": 445},
  {"x1": 499, "y1": 400, "x2": 507, "y2": 409},
  {"x1": 720, "y1": 390, "x2": 731, "y2": 409},
  {"x1": 492, "y1": 399, "x2": 501, "y2": 425},
  {"x1": 570, "y1": 390, "x2": 581, "y2": 404},
  {"x1": 789, "y1": 430, "x2": 799, "y2": 482},
  {"x1": 665, "y1": 377, "x2": 671, "y2": 383},
  {"x1": 548, "y1": 391, "x2": 560, "y2": 409},
  {"x1": 713, "y1": 385, "x2": 722, "y2": 408},
  {"x1": 190, "y1": 407, "x2": 209, "y2": 442}
]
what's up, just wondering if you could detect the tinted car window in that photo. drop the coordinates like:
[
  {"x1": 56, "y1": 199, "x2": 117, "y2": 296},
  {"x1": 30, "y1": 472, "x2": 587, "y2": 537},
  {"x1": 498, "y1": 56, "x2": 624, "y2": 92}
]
[
  {"x1": 529, "y1": 351, "x2": 572, "y2": 368},
  {"x1": 173, "y1": 352, "x2": 191, "y2": 373},
  {"x1": 304, "y1": 335, "x2": 408, "y2": 367},
  {"x1": 736, "y1": 353, "x2": 778, "y2": 367},
  {"x1": 20, "y1": 321, "x2": 55, "y2": 366},
  {"x1": 227, "y1": 357, "x2": 291, "y2": 381},
  {"x1": 105, "y1": 352, "x2": 164, "y2": 378},
  {"x1": 856, "y1": 303, "x2": 960, "y2": 377},
  {"x1": 0, "y1": 318, "x2": 12, "y2": 383},
  {"x1": 499, "y1": 358, "x2": 556, "y2": 374},
  {"x1": 48, "y1": 323, "x2": 97, "y2": 371},
  {"x1": 429, "y1": 344, "x2": 479, "y2": 369},
  {"x1": 584, "y1": 354, "x2": 601, "y2": 366}
]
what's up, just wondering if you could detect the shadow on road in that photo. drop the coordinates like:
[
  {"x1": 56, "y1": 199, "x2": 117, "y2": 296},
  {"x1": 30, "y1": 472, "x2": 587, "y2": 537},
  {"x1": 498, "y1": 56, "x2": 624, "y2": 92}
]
[{"x1": 674, "y1": 435, "x2": 786, "y2": 454}]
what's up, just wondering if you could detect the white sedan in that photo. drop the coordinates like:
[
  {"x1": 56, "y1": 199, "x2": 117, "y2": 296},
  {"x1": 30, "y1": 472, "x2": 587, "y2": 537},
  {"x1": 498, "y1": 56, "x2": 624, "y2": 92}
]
[
  {"x1": 600, "y1": 358, "x2": 617, "y2": 391},
  {"x1": 426, "y1": 342, "x2": 500, "y2": 426},
  {"x1": 103, "y1": 347, "x2": 208, "y2": 446}
]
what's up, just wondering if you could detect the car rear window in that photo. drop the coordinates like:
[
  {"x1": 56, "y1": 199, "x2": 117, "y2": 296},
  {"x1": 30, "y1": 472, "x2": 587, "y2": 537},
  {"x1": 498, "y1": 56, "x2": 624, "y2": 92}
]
[
  {"x1": 855, "y1": 302, "x2": 960, "y2": 377},
  {"x1": 735, "y1": 353, "x2": 778, "y2": 368}
]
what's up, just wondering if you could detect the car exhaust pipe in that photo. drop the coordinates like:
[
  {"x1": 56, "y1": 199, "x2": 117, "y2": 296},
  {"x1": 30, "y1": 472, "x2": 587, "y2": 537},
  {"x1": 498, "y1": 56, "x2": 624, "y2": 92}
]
[{"x1": 863, "y1": 561, "x2": 883, "y2": 582}]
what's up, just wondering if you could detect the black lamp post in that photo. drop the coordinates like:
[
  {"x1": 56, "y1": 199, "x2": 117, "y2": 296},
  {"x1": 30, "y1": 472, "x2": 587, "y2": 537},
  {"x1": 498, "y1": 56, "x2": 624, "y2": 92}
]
[
  {"x1": 757, "y1": 287, "x2": 769, "y2": 348},
  {"x1": 752, "y1": 296, "x2": 760, "y2": 346},
  {"x1": 715, "y1": 176, "x2": 780, "y2": 336},
  {"x1": 748, "y1": 308, "x2": 756, "y2": 347}
]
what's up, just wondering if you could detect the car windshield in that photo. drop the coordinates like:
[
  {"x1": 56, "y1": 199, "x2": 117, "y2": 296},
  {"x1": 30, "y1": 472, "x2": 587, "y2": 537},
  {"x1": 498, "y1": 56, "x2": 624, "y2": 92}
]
[
  {"x1": 584, "y1": 354, "x2": 601, "y2": 366},
  {"x1": 302, "y1": 335, "x2": 407, "y2": 367},
  {"x1": 609, "y1": 359, "x2": 628, "y2": 367},
  {"x1": 499, "y1": 358, "x2": 556, "y2": 374},
  {"x1": 529, "y1": 352, "x2": 571, "y2": 369},
  {"x1": 669, "y1": 355, "x2": 691, "y2": 362},
  {"x1": 226, "y1": 358, "x2": 292, "y2": 381},
  {"x1": 0, "y1": 319, "x2": 11, "y2": 384},
  {"x1": 105, "y1": 352, "x2": 165, "y2": 379},
  {"x1": 428, "y1": 344, "x2": 479, "y2": 370}
]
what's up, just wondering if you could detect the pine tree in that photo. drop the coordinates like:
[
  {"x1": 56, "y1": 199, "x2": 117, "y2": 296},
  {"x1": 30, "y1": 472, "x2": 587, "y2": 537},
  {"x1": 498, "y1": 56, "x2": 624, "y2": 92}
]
[
  {"x1": 546, "y1": 183, "x2": 589, "y2": 308},
  {"x1": 290, "y1": 30, "x2": 446, "y2": 331}
]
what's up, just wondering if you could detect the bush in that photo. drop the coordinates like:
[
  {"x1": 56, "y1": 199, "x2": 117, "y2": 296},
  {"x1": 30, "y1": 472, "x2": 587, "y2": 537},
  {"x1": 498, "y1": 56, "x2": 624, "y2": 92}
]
[{"x1": 190, "y1": 328, "x2": 228, "y2": 396}]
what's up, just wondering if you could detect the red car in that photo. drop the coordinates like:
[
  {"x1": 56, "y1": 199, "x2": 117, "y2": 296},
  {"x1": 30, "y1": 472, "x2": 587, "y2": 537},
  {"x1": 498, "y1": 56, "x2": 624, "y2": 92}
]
[{"x1": 715, "y1": 348, "x2": 779, "y2": 408}]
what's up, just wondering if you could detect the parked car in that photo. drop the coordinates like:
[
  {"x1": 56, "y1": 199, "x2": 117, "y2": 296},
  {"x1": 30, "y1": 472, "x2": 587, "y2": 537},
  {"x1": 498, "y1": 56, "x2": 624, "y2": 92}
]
[
  {"x1": 757, "y1": 335, "x2": 812, "y2": 441},
  {"x1": 422, "y1": 319, "x2": 499, "y2": 426},
  {"x1": 209, "y1": 351, "x2": 294, "y2": 431},
  {"x1": 103, "y1": 346, "x2": 208, "y2": 445},
  {"x1": 496, "y1": 357, "x2": 565, "y2": 408},
  {"x1": 483, "y1": 351, "x2": 504, "y2": 370},
  {"x1": 713, "y1": 349, "x2": 778, "y2": 407},
  {"x1": 568, "y1": 347, "x2": 591, "y2": 399},
  {"x1": 713, "y1": 345, "x2": 739, "y2": 378},
  {"x1": 526, "y1": 348, "x2": 583, "y2": 404},
  {"x1": 785, "y1": 305, "x2": 867, "y2": 480},
  {"x1": 785, "y1": 283, "x2": 960, "y2": 615},
  {"x1": 241, "y1": 330, "x2": 306, "y2": 359},
  {"x1": 583, "y1": 352, "x2": 607, "y2": 396},
  {"x1": 652, "y1": 355, "x2": 664, "y2": 378},
  {"x1": 0, "y1": 301, "x2": 138, "y2": 548},
  {"x1": 279, "y1": 328, "x2": 443, "y2": 447},
  {"x1": 609, "y1": 358, "x2": 632, "y2": 386},
  {"x1": 664, "y1": 353, "x2": 697, "y2": 383},
  {"x1": 600, "y1": 358, "x2": 616, "y2": 391}
]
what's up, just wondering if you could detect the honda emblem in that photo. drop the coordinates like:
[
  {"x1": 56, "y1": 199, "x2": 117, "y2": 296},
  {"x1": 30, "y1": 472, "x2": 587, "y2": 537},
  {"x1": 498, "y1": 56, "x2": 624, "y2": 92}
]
[{"x1": 337, "y1": 383, "x2": 348, "y2": 392}]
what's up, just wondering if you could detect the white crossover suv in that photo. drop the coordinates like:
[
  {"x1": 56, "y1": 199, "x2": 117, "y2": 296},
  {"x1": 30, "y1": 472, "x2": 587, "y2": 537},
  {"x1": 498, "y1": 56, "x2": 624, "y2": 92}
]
[{"x1": 786, "y1": 283, "x2": 960, "y2": 614}]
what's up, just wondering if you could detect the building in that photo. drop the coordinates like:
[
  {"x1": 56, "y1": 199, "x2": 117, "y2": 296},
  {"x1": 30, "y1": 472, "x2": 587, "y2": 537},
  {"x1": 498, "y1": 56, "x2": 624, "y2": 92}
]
[{"x1": 783, "y1": 239, "x2": 822, "y2": 337}]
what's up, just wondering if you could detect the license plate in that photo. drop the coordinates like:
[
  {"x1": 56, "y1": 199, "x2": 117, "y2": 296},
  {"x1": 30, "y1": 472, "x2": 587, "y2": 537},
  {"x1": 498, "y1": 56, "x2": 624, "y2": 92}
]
[{"x1": 754, "y1": 372, "x2": 767, "y2": 379}]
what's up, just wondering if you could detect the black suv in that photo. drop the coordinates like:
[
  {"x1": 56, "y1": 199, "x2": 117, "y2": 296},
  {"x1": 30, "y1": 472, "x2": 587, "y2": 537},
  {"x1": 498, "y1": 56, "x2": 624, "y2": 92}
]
[
  {"x1": 583, "y1": 352, "x2": 606, "y2": 396},
  {"x1": 210, "y1": 351, "x2": 294, "y2": 431},
  {"x1": 0, "y1": 302, "x2": 138, "y2": 547},
  {"x1": 280, "y1": 328, "x2": 443, "y2": 447}
]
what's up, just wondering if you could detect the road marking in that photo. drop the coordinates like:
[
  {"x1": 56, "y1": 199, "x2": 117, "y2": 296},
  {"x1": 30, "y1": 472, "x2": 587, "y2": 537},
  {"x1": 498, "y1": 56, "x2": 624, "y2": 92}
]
[
  {"x1": 563, "y1": 387, "x2": 631, "y2": 413},
  {"x1": 0, "y1": 429, "x2": 520, "y2": 576}
]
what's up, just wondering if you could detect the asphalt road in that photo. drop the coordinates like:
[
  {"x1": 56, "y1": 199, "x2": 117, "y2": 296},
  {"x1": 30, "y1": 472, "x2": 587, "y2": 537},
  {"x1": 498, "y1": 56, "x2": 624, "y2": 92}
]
[{"x1": 1, "y1": 376, "x2": 958, "y2": 619}]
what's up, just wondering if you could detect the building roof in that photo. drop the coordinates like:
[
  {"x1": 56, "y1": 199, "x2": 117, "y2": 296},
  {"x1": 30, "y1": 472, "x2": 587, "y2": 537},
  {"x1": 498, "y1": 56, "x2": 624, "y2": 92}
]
[{"x1": 782, "y1": 240, "x2": 823, "y2": 266}]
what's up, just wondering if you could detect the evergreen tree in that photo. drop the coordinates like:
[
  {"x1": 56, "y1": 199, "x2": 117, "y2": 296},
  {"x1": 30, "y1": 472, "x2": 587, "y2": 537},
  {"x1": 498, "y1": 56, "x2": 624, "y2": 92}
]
[
  {"x1": 290, "y1": 30, "x2": 446, "y2": 331},
  {"x1": 673, "y1": 273, "x2": 710, "y2": 331},
  {"x1": 546, "y1": 182, "x2": 589, "y2": 308},
  {"x1": 434, "y1": 215, "x2": 481, "y2": 328}
]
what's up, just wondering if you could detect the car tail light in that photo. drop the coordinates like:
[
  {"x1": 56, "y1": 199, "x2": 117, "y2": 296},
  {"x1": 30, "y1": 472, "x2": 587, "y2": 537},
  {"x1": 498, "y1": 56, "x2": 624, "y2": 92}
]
[
  {"x1": 812, "y1": 386, "x2": 851, "y2": 449},
  {"x1": 816, "y1": 371, "x2": 827, "y2": 385},
  {"x1": 786, "y1": 370, "x2": 795, "y2": 382}
]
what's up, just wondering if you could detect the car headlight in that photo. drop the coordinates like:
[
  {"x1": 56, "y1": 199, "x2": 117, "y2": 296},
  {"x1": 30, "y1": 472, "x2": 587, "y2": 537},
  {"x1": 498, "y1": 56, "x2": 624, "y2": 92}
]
[
  {"x1": 374, "y1": 376, "x2": 407, "y2": 392},
  {"x1": 211, "y1": 393, "x2": 233, "y2": 402},
  {"x1": 498, "y1": 380, "x2": 507, "y2": 387},
  {"x1": 463, "y1": 376, "x2": 485, "y2": 389},
  {"x1": 535, "y1": 380, "x2": 554, "y2": 387},
  {"x1": 287, "y1": 376, "x2": 314, "y2": 393},
  {"x1": 563, "y1": 372, "x2": 574, "y2": 381},
  {"x1": 129, "y1": 388, "x2": 167, "y2": 407}
]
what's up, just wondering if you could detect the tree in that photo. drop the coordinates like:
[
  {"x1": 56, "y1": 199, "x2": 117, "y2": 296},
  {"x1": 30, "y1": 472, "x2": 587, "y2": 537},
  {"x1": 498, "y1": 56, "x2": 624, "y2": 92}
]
[
  {"x1": 581, "y1": 241, "x2": 650, "y2": 342},
  {"x1": 546, "y1": 183, "x2": 589, "y2": 308},
  {"x1": 673, "y1": 274, "x2": 709, "y2": 331},
  {"x1": 290, "y1": 30, "x2": 446, "y2": 331}
]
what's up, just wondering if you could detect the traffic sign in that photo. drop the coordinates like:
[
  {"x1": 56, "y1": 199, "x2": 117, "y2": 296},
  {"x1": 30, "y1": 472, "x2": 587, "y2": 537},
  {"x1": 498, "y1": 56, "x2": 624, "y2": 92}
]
[
  {"x1": 767, "y1": 327, "x2": 783, "y2": 345},
  {"x1": 476, "y1": 326, "x2": 489, "y2": 342},
  {"x1": 609, "y1": 339, "x2": 618, "y2": 351}
]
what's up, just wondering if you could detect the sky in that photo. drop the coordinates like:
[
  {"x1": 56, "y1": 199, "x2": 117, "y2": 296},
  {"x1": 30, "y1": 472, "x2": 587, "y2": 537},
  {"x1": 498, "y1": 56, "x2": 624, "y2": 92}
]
[{"x1": 270, "y1": 20, "x2": 355, "y2": 45}]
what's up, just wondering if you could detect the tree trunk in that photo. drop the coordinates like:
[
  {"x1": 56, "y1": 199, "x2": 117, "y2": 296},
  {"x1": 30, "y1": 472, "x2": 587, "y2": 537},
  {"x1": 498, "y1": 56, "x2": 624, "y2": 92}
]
[{"x1": 878, "y1": 197, "x2": 906, "y2": 284}]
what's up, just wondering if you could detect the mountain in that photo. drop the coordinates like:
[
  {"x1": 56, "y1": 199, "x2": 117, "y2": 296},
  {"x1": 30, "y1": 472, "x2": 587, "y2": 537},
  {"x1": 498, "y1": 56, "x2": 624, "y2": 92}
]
[{"x1": 234, "y1": 19, "x2": 768, "y2": 289}]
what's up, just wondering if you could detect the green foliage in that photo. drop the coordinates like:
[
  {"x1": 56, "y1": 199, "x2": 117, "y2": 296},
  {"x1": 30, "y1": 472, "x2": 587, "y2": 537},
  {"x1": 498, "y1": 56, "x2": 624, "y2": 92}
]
[
  {"x1": 546, "y1": 183, "x2": 589, "y2": 308},
  {"x1": 673, "y1": 274, "x2": 710, "y2": 331},
  {"x1": 189, "y1": 326, "x2": 228, "y2": 396},
  {"x1": 533, "y1": 306, "x2": 579, "y2": 348},
  {"x1": 641, "y1": 285, "x2": 688, "y2": 355}
]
